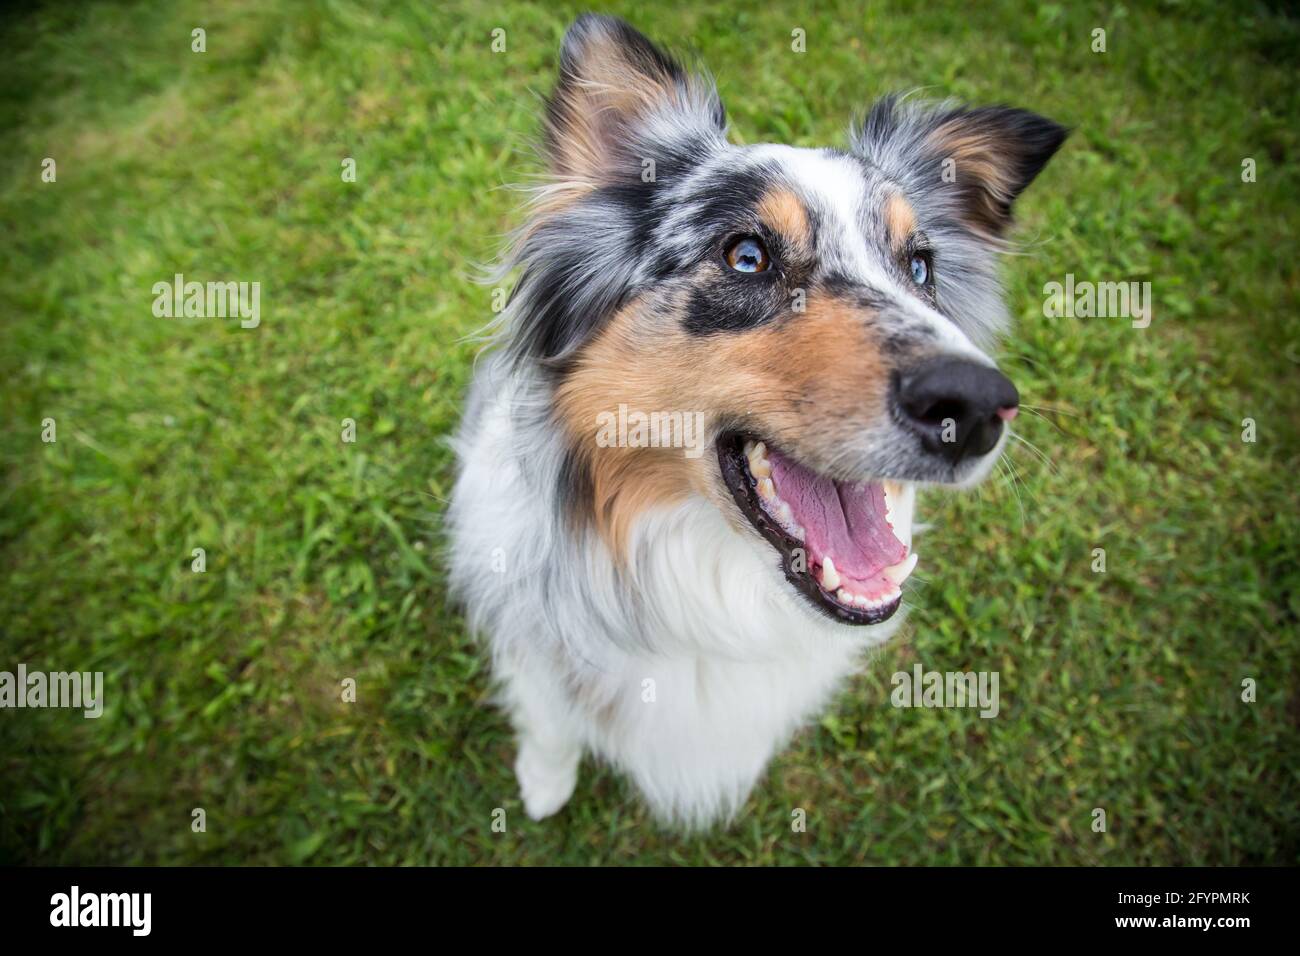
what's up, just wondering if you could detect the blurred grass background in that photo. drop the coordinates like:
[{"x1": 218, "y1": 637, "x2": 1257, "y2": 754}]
[{"x1": 1, "y1": 0, "x2": 1297, "y2": 864}]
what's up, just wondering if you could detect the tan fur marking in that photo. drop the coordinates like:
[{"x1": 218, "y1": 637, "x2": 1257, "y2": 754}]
[
  {"x1": 548, "y1": 32, "x2": 689, "y2": 196},
  {"x1": 924, "y1": 123, "x2": 1015, "y2": 235},
  {"x1": 758, "y1": 189, "x2": 812, "y2": 252},
  {"x1": 555, "y1": 294, "x2": 891, "y2": 558},
  {"x1": 883, "y1": 192, "x2": 917, "y2": 251}
]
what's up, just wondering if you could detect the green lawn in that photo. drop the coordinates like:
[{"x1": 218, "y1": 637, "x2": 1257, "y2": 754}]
[{"x1": 1, "y1": 0, "x2": 1297, "y2": 865}]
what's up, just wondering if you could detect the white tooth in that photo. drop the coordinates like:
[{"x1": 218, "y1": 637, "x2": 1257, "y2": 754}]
[
  {"x1": 747, "y1": 441, "x2": 771, "y2": 478},
  {"x1": 743, "y1": 439, "x2": 755, "y2": 457},
  {"x1": 882, "y1": 552, "x2": 919, "y2": 586},
  {"x1": 883, "y1": 480, "x2": 899, "y2": 527},
  {"x1": 757, "y1": 477, "x2": 775, "y2": 501},
  {"x1": 883, "y1": 481, "x2": 915, "y2": 549},
  {"x1": 821, "y1": 556, "x2": 840, "y2": 591},
  {"x1": 777, "y1": 501, "x2": 795, "y2": 528},
  {"x1": 837, "y1": 588, "x2": 854, "y2": 605}
]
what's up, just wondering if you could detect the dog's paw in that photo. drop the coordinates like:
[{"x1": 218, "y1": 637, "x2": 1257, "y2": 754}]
[{"x1": 515, "y1": 742, "x2": 579, "y2": 821}]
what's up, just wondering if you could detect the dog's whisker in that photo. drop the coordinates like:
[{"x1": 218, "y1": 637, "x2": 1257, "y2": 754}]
[
  {"x1": 994, "y1": 456, "x2": 1030, "y2": 529},
  {"x1": 1008, "y1": 430, "x2": 1059, "y2": 476},
  {"x1": 1014, "y1": 405, "x2": 1071, "y2": 438},
  {"x1": 1018, "y1": 401, "x2": 1080, "y2": 417}
]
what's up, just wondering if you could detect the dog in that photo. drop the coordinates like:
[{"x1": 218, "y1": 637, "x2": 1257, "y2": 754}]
[{"x1": 448, "y1": 14, "x2": 1066, "y2": 827}]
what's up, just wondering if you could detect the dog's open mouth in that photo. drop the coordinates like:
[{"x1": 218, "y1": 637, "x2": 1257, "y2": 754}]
[{"x1": 718, "y1": 433, "x2": 917, "y2": 626}]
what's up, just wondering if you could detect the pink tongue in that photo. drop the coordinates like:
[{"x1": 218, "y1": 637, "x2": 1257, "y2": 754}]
[{"x1": 768, "y1": 448, "x2": 906, "y2": 581}]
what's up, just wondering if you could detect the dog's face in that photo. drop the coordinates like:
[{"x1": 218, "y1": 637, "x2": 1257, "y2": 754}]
[{"x1": 504, "y1": 15, "x2": 1066, "y2": 627}]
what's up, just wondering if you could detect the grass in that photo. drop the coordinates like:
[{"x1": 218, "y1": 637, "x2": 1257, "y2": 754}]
[{"x1": 1, "y1": 0, "x2": 1297, "y2": 865}]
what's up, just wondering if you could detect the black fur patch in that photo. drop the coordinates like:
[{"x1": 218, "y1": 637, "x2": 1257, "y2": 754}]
[
  {"x1": 511, "y1": 160, "x2": 813, "y2": 360},
  {"x1": 554, "y1": 439, "x2": 596, "y2": 527},
  {"x1": 682, "y1": 265, "x2": 786, "y2": 335}
]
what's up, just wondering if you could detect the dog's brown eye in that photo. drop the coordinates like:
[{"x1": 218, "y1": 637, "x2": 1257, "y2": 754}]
[{"x1": 725, "y1": 237, "x2": 769, "y2": 273}]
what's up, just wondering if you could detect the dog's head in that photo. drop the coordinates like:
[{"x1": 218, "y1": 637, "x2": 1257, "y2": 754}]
[{"x1": 500, "y1": 14, "x2": 1066, "y2": 627}]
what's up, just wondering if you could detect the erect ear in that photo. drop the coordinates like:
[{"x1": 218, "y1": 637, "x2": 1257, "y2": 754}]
[
  {"x1": 544, "y1": 15, "x2": 725, "y2": 189},
  {"x1": 855, "y1": 97, "x2": 1068, "y2": 237}
]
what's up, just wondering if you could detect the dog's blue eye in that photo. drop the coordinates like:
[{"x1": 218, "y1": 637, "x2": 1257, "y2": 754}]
[
  {"x1": 910, "y1": 253, "x2": 930, "y2": 285},
  {"x1": 725, "y1": 237, "x2": 769, "y2": 273}
]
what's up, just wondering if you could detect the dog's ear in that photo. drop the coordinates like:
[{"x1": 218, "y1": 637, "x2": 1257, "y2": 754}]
[
  {"x1": 854, "y1": 97, "x2": 1068, "y2": 237},
  {"x1": 545, "y1": 15, "x2": 725, "y2": 188}
]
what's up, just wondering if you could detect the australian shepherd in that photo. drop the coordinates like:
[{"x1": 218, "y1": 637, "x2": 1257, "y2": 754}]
[{"x1": 449, "y1": 14, "x2": 1066, "y2": 828}]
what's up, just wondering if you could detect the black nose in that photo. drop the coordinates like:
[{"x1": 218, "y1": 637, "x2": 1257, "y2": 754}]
[{"x1": 894, "y1": 357, "x2": 1020, "y2": 464}]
